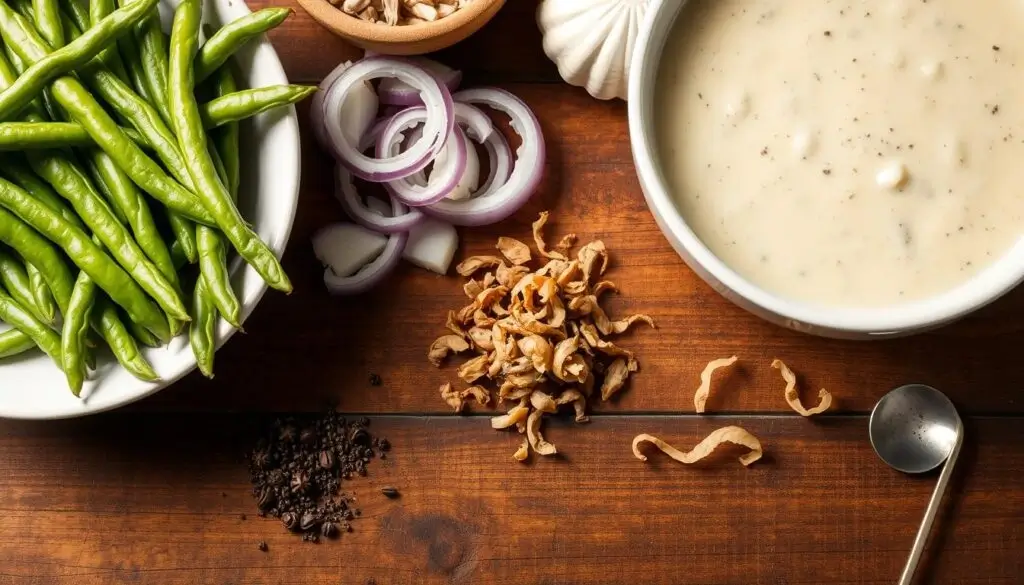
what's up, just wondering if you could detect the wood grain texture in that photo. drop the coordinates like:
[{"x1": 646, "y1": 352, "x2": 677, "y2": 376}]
[{"x1": 0, "y1": 415, "x2": 1019, "y2": 585}]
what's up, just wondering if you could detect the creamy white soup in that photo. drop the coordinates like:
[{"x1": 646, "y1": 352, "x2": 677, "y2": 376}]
[{"x1": 656, "y1": 0, "x2": 1024, "y2": 307}]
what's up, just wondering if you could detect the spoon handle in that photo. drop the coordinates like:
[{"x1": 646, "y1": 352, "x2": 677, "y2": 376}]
[{"x1": 898, "y1": 421, "x2": 964, "y2": 585}]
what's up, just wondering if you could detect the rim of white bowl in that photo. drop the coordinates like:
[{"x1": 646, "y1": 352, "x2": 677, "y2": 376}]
[
  {"x1": 627, "y1": 0, "x2": 1024, "y2": 336},
  {"x1": 0, "y1": 0, "x2": 301, "y2": 419}
]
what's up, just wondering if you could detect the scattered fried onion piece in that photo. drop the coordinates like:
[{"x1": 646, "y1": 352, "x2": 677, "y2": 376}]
[
  {"x1": 526, "y1": 409, "x2": 557, "y2": 456},
  {"x1": 772, "y1": 359, "x2": 833, "y2": 416},
  {"x1": 457, "y1": 354, "x2": 490, "y2": 383},
  {"x1": 440, "y1": 382, "x2": 464, "y2": 413},
  {"x1": 491, "y1": 404, "x2": 530, "y2": 429},
  {"x1": 609, "y1": 314, "x2": 656, "y2": 335},
  {"x1": 497, "y1": 237, "x2": 532, "y2": 265},
  {"x1": 577, "y1": 240, "x2": 608, "y2": 283},
  {"x1": 600, "y1": 357, "x2": 630, "y2": 401},
  {"x1": 693, "y1": 356, "x2": 739, "y2": 414},
  {"x1": 532, "y1": 211, "x2": 566, "y2": 260},
  {"x1": 556, "y1": 389, "x2": 589, "y2": 423},
  {"x1": 468, "y1": 326, "x2": 494, "y2": 351},
  {"x1": 457, "y1": 256, "x2": 505, "y2": 276},
  {"x1": 429, "y1": 335, "x2": 471, "y2": 366},
  {"x1": 632, "y1": 426, "x2": 763, "y2": 466},
  {"x1": 529, "y1": 390, "x2": 557, "y2": 413},
  {"x1": 461, "y1": 385, "x2": 491, "y2": 407},
  {"x1": 496, "y1": 263, "x2": 530, "y2": 288},
  {"x1": 513, "y1": 439, "x2": 529, "y2": 462}
]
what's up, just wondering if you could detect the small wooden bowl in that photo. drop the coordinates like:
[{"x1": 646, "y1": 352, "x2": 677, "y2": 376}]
[{"x1": 296, "y1": 0, "x2": 506, "y2": 55}]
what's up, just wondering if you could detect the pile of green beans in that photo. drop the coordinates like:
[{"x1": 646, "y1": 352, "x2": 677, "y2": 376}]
[{"x1": 0, "y1": 0, "x2": 312, "y2": 395}]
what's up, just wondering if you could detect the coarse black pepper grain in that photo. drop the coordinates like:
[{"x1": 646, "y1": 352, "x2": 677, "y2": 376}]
[
  {"x1": 248, "y1": 412, "x2": 390, "y2": 543},
  {"x1": 369, "y1": 373, "x2": 382, "y2": 386}
]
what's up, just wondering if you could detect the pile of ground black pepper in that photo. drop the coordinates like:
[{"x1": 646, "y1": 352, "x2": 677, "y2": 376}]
[{"x1": 248, "y1": 412, "x2": 389, "y2": 543}]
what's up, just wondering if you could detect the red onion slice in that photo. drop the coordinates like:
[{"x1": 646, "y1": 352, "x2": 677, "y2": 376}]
[
  {"x1": 335, "y1": 165, "x2": 425, "y2": 234},
  {"x1": 378, "y1": 57, "x2": 463, "y2": 106},
  {"x1": 378, "y1": 108, "x2": 468, "y2": 207},
  {"x1": 318, "y1": 195, "x2": 409, "y2": 295},
  {"x1": 425, "y1": 88, "x2": 546, "y2": 226},
  {"x1": 473, "y1": 129, "x2": 513, "y2": 198},
  {"x1": 311, "y1": 61, "x2": 378, "y2": 151},
  {"x1": 322, "y1": 57, "x2": 454, "y2": 182}
]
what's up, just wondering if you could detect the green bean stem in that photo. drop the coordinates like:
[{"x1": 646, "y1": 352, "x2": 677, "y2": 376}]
[
  {"x1": 0, "y1": 178, "x2": 169, "y2": 340},
  {"x1": 193, "y1": 7, "x2": 290, "y2": 84},
  {"x1": 169, "y1": 0, "x2": 290, "y2": 292}
]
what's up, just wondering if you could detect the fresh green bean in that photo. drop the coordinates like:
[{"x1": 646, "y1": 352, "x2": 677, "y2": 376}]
[
  {"x1": 85, "y1": 148, "x2": 177, "y2": 283},
  {"x1": 126, "y1": 316, "x2": 160, "y2": 347},
  {"x1": 114, "y1": 12, "x2": 153, "y2": 103},
  {"x1": 0, "y1": 154, "x2": 80, "y2": 227},
  {"x1": 25, "y1": 262, "x2": 54, "y2": 323},
  {"x1": 0, "y1": 177, "x2": 168, "y2": 339},
  {"x1": 31, "y1": 0, "x2": 61, "y2": 47},
  {"x1": 0, "y1": 327, "x2": 33, "y2": 357},
  {"x1": 0, "y1": 7, "x2": 215, "y2": 226},
  {"x1": 61, "y1": 270, "x2": 94, "y2": 394},
  {"x1": 0, "y1": 84, "x2": 312, "y2": 149},
  {"x1": 0, "y1": 245, "x2": 51, "y2": 324},
  {"x1": 193, "y1": 7, "x2": 290, "y2": 84},
  {"x1": 0, "y1": 0, "x2": 157, "y2": 121},
  {"x1": 62, "y1": 0, "x2": 129, "y2": 81},
  {"x1": 166, "y1": 210, "x2": 197, "y2": 264},
  {"x1": 169, "y1": 0, "x2": 290, "y2": 292},
  {"x1": 135, "y1": 13, "x2": 171, "y2": 126},
  {"x1": 200, "y1": 84, "x2": 315, "y2": 129},
  {"x1": 213, "y1": 66, "x2": 241, "y2": 197},
  {"x1": 93, "y1": 295, "x2": 157, "y2": 379},
  {"x1": 0, "y1": 285, "x2": 61, "y2": 364},
  {"x1": 189, "y1": 275, "x2": 215, "y2": 377},
  {"x1": 0, "y1": 203, "x2": 72, "y2": 312}
]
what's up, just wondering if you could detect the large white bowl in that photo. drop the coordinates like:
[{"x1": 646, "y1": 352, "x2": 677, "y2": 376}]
[
  {"x1": 628, "y1": 0, "x2": 1024, "y2": 340},
  {"x1": 0, "y1": 0, "x2": 301, "y2": 419}
]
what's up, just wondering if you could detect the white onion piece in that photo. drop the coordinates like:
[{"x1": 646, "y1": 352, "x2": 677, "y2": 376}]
[
  {"x1": 425, "y1": 88, "x2": 545, "y2": 225},
  {"x1": 316, "y1": 196, "x2": 409, "y2": 295},
  {"x1": 402, "y1": 216, "x2": 459, "y2": 274},
  {"x1": 334, "y1": 165, "x2": 425, "y2": 234},
  {"x1": 322, "y1": 57, "x2": 454, "y2": 182},
  {"x1": 440, "y1": 127, "x2": 479, "y2": 201},
  {"x1": 474, "y1": 130, "x2": 513, "y2": 198},
  {"x1": 378, "y1": 109, "x2": 468, "y2": 206},
  {"x1": 312, "y1": 223, "x2": 388, "y2": 279},
  {"x1": 311, "y1": 61, "x2": 377, "y2": 151},
  {"x1": 378, "y1": 57, "x2": 463, "y2": 106}
]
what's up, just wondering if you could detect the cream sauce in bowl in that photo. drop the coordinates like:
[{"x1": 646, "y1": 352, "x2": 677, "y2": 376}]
[{"x1": 655, "y1": 0, "x2": 1024, "y2": 308}]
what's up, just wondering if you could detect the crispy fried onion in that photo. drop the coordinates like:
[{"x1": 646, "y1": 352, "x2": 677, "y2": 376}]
[
  {"x1": 632, "y1": 427, "x2": 763, "y2": 467},
  {"x1": 429, "y1": 335, "x2": 470, "y2": 366},
  {"x1": 693, "y1": 356, "x2": 739, "y2": 414},
  {"x1": 513, "y1": 439, "x2": 530, "y2": 462},
  {"x1": 526, "y1": 409, "x2": 557, "y2": 456},
  {"x1": 497, "y1": 237, "x2": 532, "y2": 265},
  {"x1": 772, "y1": 359, "x2": 832, "y2": 416},
  {"x1": 432, "y1": 213, "x2": 654, "y2": 462}
]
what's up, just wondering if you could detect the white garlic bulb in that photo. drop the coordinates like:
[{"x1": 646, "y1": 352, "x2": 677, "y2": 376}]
[{"x1": 537, "y1": 0, "x2": 650, "y2": 101}]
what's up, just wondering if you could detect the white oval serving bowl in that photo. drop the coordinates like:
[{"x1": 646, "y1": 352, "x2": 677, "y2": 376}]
[
  {"x1": 0, "y1": 0, "x2": 301, "y2": 419},
  {"x1": 628, "y1": 0, "x2": 1024, "y2": 340}
]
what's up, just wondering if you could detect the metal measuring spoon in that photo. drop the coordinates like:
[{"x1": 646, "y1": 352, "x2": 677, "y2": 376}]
[{"x1": 869, "y1": 384, "x2": 964, "y2": 585}]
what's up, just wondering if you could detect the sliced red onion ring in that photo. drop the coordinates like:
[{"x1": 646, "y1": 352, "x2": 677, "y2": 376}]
[
  {"x1": 311, "y1": 61, "x2": 377, "y2": 151},
  {"x1": 378, "y1": 108, "x2": 468, "y2": 207},
  {"x1": 322, "y1": 57, "x2": 454, "y2": 182},
  {"x1": 378, "y1": 57, "x2": 463, "y2": 106},
  {"x1": 335, "y1": 165, "x2": 425, "y2": 234},
  {"x1": 441, "y1": 128, "x2": 479, "y2": 201},
  {"x1": 319, "y1": 196, "x2": 408, "y2": 295},
  {"x1": 473, "y1": 128, "x2": 513, "y2": 198},
  {"x1": 425, "y1": 88, "x2": 545, "y2": 225}
]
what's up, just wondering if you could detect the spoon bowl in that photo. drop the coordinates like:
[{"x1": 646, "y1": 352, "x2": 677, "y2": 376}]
[{"x1": 869, "y1": 384, "x2": 961, "y2": 474}]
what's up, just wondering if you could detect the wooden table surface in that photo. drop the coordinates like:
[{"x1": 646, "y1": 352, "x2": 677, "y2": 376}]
[{"x1": 1, "y1": 2, "x2": 1023, "y2": 584}]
